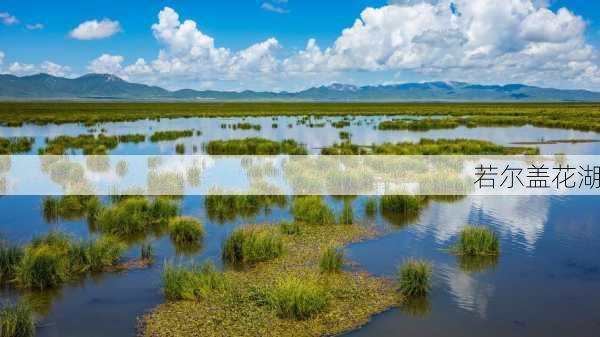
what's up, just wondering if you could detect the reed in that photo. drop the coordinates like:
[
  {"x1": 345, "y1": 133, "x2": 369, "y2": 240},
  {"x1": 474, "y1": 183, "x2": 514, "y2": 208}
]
[
  {"x1": 168, "y1": 217, "x2": 204, "y2": 245},
  {"x1": 291, "y1": 196, "x2": 335, "y2": 225},
  {"x1": 0, "y1": 302, "x2": 35, "y2": 337},
  {"x1": 222, "y1": 227, "x2": 283, "y2": 266},
  {"x1": 397, "y1": 259, "x2": 432, "y2": 297},
  {"x1": 454, "y1": 226, "x2": 500, "y2": 256},
  {"x1": 0, "y1": 242, "x2": 23, "y2": 284},
  {"x1": 319, "y1": 247, "x2": 344, "y2": 274}
]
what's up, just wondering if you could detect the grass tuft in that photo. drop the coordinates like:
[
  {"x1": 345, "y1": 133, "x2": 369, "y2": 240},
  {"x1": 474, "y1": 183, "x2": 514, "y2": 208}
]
[
  {"x1": 168, "y1": 217, "x2": 204, "y2": 245},
  {"x1": 0, "y1": 302, "x2": 35, "y2": 337},
  {"x1": 222, "y1": 227, "x2": 283, "y2": 266},
  {"x1": 397, "y1": 259, "x2": 432, "y2": 297},
  {"x1": 454, "y1": 226, "x2": 500, "y2": 256},
  {"x1": 279, "y1": 221, "x2": 301, "y2": 235},
  {"x1": 319, "y1": 247, "x2": 344, "y2": 274},
  {"x1": 260, "y1": 276, "x2": 329, "y2": 320},
  {"x1": 162, "y1": 262, "x2": 227, "y2": 301},
  {"x1": 0, "y1": 242, "x2": 23, "y2": 284},
  {"x1": 291, "y1": 196, "x2": 335, "y2": 225}
]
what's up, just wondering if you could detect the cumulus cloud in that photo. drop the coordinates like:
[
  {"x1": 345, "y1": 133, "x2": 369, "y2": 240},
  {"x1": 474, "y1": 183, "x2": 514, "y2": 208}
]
[
  {"x1": 26, "y1": 23, "x2": 44, "y2": 30},
  {"x1": 7, "y1": 62, "x2": 36, "y2": 76},
  {"x1": 87, "y1": 54, "x2": 124, "y2": 74},
  {"x1": 70, "y1": 19, "x2": 121, "y2": 40},
  {"x1": 0, "y1": 51, "x2": 4, "y2": 66},
  {"x1": 0, "y1": 12, "x2": 18, "y2": 25},
  {"x1": 40, "y1": 61, "x2": 71, "y2": 77}
]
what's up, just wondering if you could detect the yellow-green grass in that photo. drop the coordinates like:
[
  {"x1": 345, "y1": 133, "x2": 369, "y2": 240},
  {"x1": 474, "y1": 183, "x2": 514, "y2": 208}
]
[
  {"x1": 319, "y1": 246, "x2": 344, "y2": 274},
  {"x1": 150, "y1": 130, "x2": 194, "y2": 142},
  {"x1": 0, "y1": 302, "x2": 35, "y2": 337},
  {"x1": 168, "y1": 217, "x2": 204, "y2": 245},
  {"x1": 397, "y1": 259, "x2": 432, "y2": 297},
  {"x1": 0, "y1": 137, "x2": 34, "y2": 154},
  {"x1": 454, "y1": 226, "x2": 500, "y2": 256},
  {"x1": 291, "y1": 196, "x2": 335, "y2": 225},
  {"x1": 141, "y1": 223, "x2": 397, "y2": 337},
  {"x1": 222, "y1": 227, "x2": 284, "y2": 266},
  {"x1": 204, "y1": 138, "x2": 307, "y2": 155}
]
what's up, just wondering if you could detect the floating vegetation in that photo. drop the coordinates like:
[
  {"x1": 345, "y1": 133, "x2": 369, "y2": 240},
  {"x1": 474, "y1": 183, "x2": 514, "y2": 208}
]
[
  {"x1": 14, "y1": 232, "x2": 125, "y2": 290},
  {"x1": 453, "y1": 226, "x2": 500, "y2": 257},
  {"x1": 204, "y1": 194, "x2": 286, "y2": 223},
  {"x1": 291, "y1": 196, "x2": 335, "y2": 225},
  {"x1": 168, "y1": 217, "x2": 204, "y2": 245},
  {"x1": 141, "y1": 243, "x2": 154, "y2": 262},
  {"x1": 162, "y1": 262, "x2": 227, "y2": 301},
  {"x1": 95, "y1": 198, "x2": 179, "y2": 238},
  {"x1": 0, "y1": 301, "x2": 35, "y2": 337},
  {"x1": 0, "y1": 137, "x2": 34, "y2": 154},
  {"x1": 397, "y1": 259, "x2": 432, "y2": 297},
  {"x1": 222, "y1": 227, "x2": 283, "y2": 266},
  {"x1": 143, "y1": 223, "x2": 396, "y2": 337},
  {"x1": 150, "y1": 130, "x2": 194, "y2": 142},
  {"x1": 204, "y1": 138, "x2": 307, "y2": 155},
  {"x1": 319, "y1": 247, "x2": 344, "y2": 274}
]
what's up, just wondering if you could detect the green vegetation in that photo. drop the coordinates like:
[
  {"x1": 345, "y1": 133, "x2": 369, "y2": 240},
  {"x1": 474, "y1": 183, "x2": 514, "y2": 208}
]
[
  {"x1": 204, "y1": 138, "x2": 307, "y2": 155},
  {"x1": 95, "y1": 197, "x2": 179, "y2": 238},
  {"x1": 259, "y1": 276, "x2": 329, "y2": 320},
  {"x1": 204, "y1": 194, "x2": 286, "y2": 223},
  {"x1": 364, "y1": 198, "x2": 377, "y2": 217},
  {"x1": 291, "y1": 196, "x2": 335, "y2": 225},
  {"x1": 453, "y1": 226, "x2": 500, "y2": 256},
  {"x1": 150, "y1": 130, "x2": 194, "y2": 142},
  {"x1": 378, "y1": 117, "x2": 461, "y2": 131},
  {"x1": 222, "y1": 227, "x2": 283, "y2": 266},
  {"x1": 175, "y1": 143, "x2": 185, "y2": 154},
  {"x1": 39, "y1": 134, "x2": 145, "y2": 155},
  {"x1": 397, "y1": 260, "x2": 432, "y2": 297},
  {"x1": 338, "y1": 202, "x2": 354, "y2": 225},
  {"x1": 162, "y1": 262, "x2": 227, "y2": 301},
  {"x1": 14, "y1": 232, "x2": 125, "y2": 290},
  {"x1": 322, "y1": 138, "x2": 539, "y2": 155},
  {"x1": 279, "y1": 220, "x2": 301, "y2": 235},
  {"x1": 144, "y1": 223, "x2": 396, "y2": 337},
  {"x1": 381, "y1": 195, "x2": 425, "y2": 216},
  {"x1": 0, "y1": 242, "x2": 23, "y2": 284},
  {"x1": 141, "y1": 243, "x2": 154, "y2": 262},
  {"x1": 42, "y1": 195, "x2": 101, "y2": 223},
  {"x1": 168, "y1": 217, "x2": 204, "y2": 245},
  {"x1": 0, "y1": 137, "x2": 34, "y2": 154},
  {"x1": 319, "y1": 247, "x2": 344, "y2": 274},
  {"x1": 0, "y1": 302, "x2": 35, "y2": 337}
]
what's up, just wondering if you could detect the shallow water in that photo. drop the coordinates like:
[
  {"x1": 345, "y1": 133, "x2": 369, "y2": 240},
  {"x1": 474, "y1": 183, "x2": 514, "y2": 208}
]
[{"x1": 1, "y1": 116, "x2": 600, "y2": 337}]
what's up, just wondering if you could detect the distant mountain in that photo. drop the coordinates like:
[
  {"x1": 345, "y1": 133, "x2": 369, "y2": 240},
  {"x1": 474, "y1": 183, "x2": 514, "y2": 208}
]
[{"x1": 1, "y1": 73, "x2": 600, "y2": 102}]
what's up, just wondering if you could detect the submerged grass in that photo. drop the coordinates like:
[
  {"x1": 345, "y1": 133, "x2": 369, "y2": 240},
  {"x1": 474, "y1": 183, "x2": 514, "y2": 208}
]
[
  {"x1": 0, "y1": 302, "x2": 35, "y2": 337},
  {"x1": 397, "y1": 260, "x2": 432, "y2": 297}
]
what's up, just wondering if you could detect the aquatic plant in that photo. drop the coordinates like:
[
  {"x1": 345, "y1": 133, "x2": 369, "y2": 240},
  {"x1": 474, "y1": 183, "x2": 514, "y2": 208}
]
[
  {"x1": 150, "y1": 130, "x2": 194, "y2": 142},
  {"x1": 338, "y1": 202, "x2": 354, "y2": 225},
  {"x1": 397, "y1": 259, "x2": 432, "y2": 297},
  {"x1": 454, "y1": 226, "x2": 500, "y2": 256},
  {"x1": 175, "y1": 143, "x2": 185, "y2": 155},
  {"x1": 222, "y1": 227, "x2": 283, "y2": 266},
  {"x1": 261, "y1": 276, "x2": 329, "y2": 320},
  {"x1": 204, "y1": 194, "x2": 286, "y2": 223},
  {"x1": 162, "y1": 262, "x2": 226, "y2": 301},
  {"x1": 380, "y1": 195, "x2": 425, "y2": 215},
  {"x1": 378, "y1": 118, "x2": 461, "y2": 131},
  {"x1": 168, "y1": 217, "x2": 204, "y2": 245},
  {"x1": 279, "y1": 220, "x2": 301, "y2": 235},
  {"x1": 42, "y1": 195, "x2": 101, "y2": 223},
  {"x1": 204, "y1": 138, "x2": 307, "y2": 155},
  {"x1": 371, "y1": 138, "x2": 539, "y2": 155},
  {"x1": 141, "y1": 243, "x2": 154, "y2": 262},
  {"x1": 0, "y1": 242, "x2": 23, "y2": 284},
  {"x1": 319, "y1": 247, "x2": 344, "y2": 274},
  {"x1": 291, "y1": 196, "x2": 335, "y2": 225},
  {"x1": 364, "y1": 198, "x2": 377, "y2": 216},
  {"x1": 0, "y1": 302, "x2": 35, "y2": 337},
  {"x1": 0, "y1": 137, "x2": 34, "y2": 155},
  {"x1": 15, "y1": 243, "x2": 69, "y2": 290},
  {"x1": 96, "y1": 197, "x2": 179, "y2": 238},
  {"x1": 69, "y1": 236, "x2": 125, "y2": 273}
]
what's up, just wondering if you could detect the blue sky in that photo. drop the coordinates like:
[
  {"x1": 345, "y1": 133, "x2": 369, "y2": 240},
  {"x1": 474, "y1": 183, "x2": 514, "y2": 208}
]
[{"x1": 1, "y1": 0, "x2": 600, "y2": 91}]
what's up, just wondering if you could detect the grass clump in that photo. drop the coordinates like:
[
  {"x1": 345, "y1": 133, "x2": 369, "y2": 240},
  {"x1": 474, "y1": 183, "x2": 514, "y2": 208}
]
[
  {"x1": 69, "y1": 236, "x2": 126, "y2": 274},
  {"x1": 168, "y1": 217, "x2": 204, "y2": 245},
  {"x1": 291, "y1": 196, "x2": 335, "y2": 225},
  {"x1": 261, "y1": 276, "x2": 329, "y2": 320},
  {"x1": 175, "y1": 143, "x2": 185, "y2": 154},
  {"x1": 279, "y1": 220, "x2": 301, "y2": 235},
  {"x1": 380, "y1": 195, "x2": 425, "y2": 215},
  {"x1": 0, "y1": 137, "x2": 33, "y2": 155},
  {"x1": 222, "y1": 227, "x2": 283, "y2": 266},
  {"x1": 338, "y1": 202, "x2": 354, "y2": 225},
  {"x1": 42, "y1": 195, "x2": 101, "y2": 223},
  {"x1": 150, "y1": 130, "x2": 194, "y2": 142},
  {"x1": 95, "y1": 197, "x2": 179, "y2": 238},
  {"x1": 0, "y1": 242, "x2": 23, "y2": 284},
  {"x1": 319, "y1": 247, "x2": 344, "y2": 274},
  {"x1": 364, "y1": 198, "x2": 377, "y2": 216},
  {"x1": 397, "y1": 259, "x2": 432, "y2": 297},
  {"x1": 204, "y1": 194, "x2": 286, "y2": 223},
  {"x1": 204, "y1": 138, "x2": 307, "y2": 155},
  {"x1": 0, "y1": 302, "x2": 35, "y2": 337},
  {"x1": 162, "y1": 262, "x2": 226, "y2": 301},
  {"x1": 454, "y1": 226, "x2": 500, "y2": 256}
]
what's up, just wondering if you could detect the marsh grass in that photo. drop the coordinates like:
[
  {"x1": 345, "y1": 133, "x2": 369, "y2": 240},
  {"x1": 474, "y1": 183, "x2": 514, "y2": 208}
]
[
  {"x1": 453, "y1": 226, "x2": 500, "y2": 256},
  {"x1": 222, "y1": 227, "x2": 283, "y2": 266},
  {"x1": 364, "y1": 198, "x2": 377, "y2": 217},
  {"x1": 291, "y1": 196, "x2": 335, "y2": 225},
  {"x1": 141, "y1": 243, "x2": 154, "y2": 262},
  {"x1": 175, "y1": 143, "x2": 185, "y2": 155},
  {"x1": 96, "y1": 197, "x2": 179, "y2": 238},
  {"x1": 397, "y1": 260, "x2": 432, "y2": 297},
  {"x1": 319, "y1": 247, "x2": 344, "y2": 274},
  {"x1": 150, "y1": 130, "x2": 194, "y2": 142},
  {"x1": 338, "y1": 203, "x2": 354, "y2": 225},
  {"x1": 0, "y1": 302, "x2": 35, "y2": 337},
  {"x1": 42, "y1": 195, "x2": 101, "y2": 223},
  {"x1": 380, "y1": 195, "x2": 425, "y2": 216},
  {"x1": 168, "y1": 217, "x2": 204, "y2": 245},
  {"x1": 0, "y1": 243, "x2": 23, "y2": 284},
  {"x1": 39, "y1": 134, "x2": 145, "y2": 155},
  {"x1": 205, "y1": 194, "x2": 286, "y2": 223},
  {"x1": 69, "y1": 236, "x2": 125, "y2": 274},
  {"x1": 259, "y1": 276, "x2": 329, "y2": 320},
  {"x1": 279, "y1": 221, "x2": 301, "y2": 235},
  {"x1": 162, "y1": 262, "x2": 227, "y2": 301},
  {"x1": 0, "y1": 137, "x2": 33, "y2": 155},
  {"x1": 15, "y1": 244, "x2": 69, "y2": 290},
  {"x1": 204, "y1": 138, "x2": 307, "y2": 155}
]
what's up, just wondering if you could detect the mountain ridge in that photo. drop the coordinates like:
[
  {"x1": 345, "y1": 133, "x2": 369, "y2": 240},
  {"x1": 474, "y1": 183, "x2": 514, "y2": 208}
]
[{"x1": 1, "y1": 73, "x2": 600, "y2": 102}]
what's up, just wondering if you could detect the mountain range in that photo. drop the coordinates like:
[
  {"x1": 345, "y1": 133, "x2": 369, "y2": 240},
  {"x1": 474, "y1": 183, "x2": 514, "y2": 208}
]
[{"x1": 1, "y1": 73, "x2": 600, "y2": 102}]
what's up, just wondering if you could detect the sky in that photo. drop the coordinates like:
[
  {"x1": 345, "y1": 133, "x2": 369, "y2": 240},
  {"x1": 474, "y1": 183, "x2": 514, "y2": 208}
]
[{"x1": 1, "y1": 0, "x2": 600, "y2": 92}]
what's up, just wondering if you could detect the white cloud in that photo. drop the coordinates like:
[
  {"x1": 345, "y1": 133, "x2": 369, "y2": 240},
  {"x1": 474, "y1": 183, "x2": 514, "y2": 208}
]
[
  {"x1": 0, "y1": 12, "x2": 18, "y2": 26},
  {"x1": 0, "y1": 51, "x2": 4, "y2": 66},
  {"x1": 87, "y1": 54, "x2": 124, "y2": 74},
  {"x1": 7, "y1": 62, "x2": 36, "y2": 76},
  {"x1": 26, "y1": 23, "x2": 44, "y2": 30},
  {"x1": 70, "y1": 19, "x2": 121, "y2": 40},
  {"x1": 261, "y1": 2, "x2": 290, "y2": 14},
  {"x1": 40, "y1": 61, "x2": 71, "y2": 77}
]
